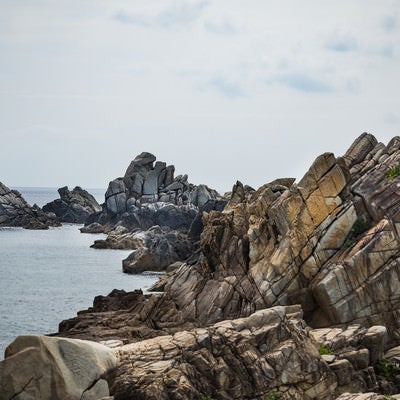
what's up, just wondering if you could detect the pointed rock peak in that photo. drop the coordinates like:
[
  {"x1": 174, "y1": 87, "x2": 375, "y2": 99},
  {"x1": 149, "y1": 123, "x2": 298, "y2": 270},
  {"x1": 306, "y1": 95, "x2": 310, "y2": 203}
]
[
  {"x1": 57, "y1": 186, "x2": 70, "y2": 199},
  {"x1": 124, "y1": 152, "x2": 158, "y2": 181},
  {"x1": 133, "y1": 152, "x2": 156, "y2": 166},
  {"x1": 298, "y1": 152, "x2": 336, "y2": 190},
  {"x1": 227, "y1": 180, "x2": 245, "y2": 208},
  {"x1": 343, "y1": 132, "x2": 378, "y2": 168},
  {"x1": 386, "y1": 136, "x2": 400, "y2": 153}
]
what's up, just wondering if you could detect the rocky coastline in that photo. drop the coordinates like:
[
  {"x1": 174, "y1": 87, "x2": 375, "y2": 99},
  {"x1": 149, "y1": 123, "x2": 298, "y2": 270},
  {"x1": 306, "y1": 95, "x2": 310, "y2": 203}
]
[
  {"x1": 3, "y1": 134, "x2": 400, "y2": 399},
  {"x1": 0, "y1": 182, "x2": 60, "y2": 229},
  {"x1": 43, "y1": 185, "x2": 101, "y2": 223}
]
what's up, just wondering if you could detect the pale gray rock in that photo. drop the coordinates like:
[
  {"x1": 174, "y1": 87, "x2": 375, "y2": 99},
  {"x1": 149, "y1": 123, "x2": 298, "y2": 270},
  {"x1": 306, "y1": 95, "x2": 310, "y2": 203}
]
[
  {"x1": 105, "y1": 179, "x2": 126, "y2": 215},
  {"x1": 165, "y1": 165, "x2": 175, "y2": 186},
  {"x1": 142, "y1": 170, "x2": 159, "y2": 195},
  {"x1": 0, "y1": 335, "x2": 116, "y2": 400}
]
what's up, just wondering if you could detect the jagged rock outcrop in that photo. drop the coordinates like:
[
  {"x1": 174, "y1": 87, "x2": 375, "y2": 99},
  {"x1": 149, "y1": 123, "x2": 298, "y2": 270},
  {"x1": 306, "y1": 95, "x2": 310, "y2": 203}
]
[
  {"x1": 100, "y1": 134, "x2": 400, "y2": 339},
  {"x1": 82, "y1": 152, "x2": 222, "y2": 232},
  {"x1": 60, "y1": 134, "x2": 400, "y2": 342},
  {"x1": 52, "y1": 133, "x2": 400, "y2": 399},
  {"x1": 43, "y1": 186, "x2": 101, "y2": 223},
  {"x1": 0, "y1": 182, "x2": 59, "y2": 229},
  {"x1": 0, "y1": 335, "x2": 116, "y2": 400},
  {"x1": 80, "y1": 153, "x2": 224, "y2": 274}
]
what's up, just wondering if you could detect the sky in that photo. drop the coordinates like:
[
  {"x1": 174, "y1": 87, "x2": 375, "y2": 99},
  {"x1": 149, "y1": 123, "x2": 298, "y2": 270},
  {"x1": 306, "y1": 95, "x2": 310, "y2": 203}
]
[{"x1": 1, "y1": 0, "x2": 399, "y2": 193}]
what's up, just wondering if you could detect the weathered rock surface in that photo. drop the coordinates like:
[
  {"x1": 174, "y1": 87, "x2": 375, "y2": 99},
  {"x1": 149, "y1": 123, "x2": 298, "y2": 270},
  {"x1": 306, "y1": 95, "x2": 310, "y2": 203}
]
[
  {"x1": 89, "y1": 134, "x2": 400, "y2": 341},
  {"x1": 0, "y1": 182, "x2": 59, "y2": 229},
  {"x1": 82, "y1": 152, "x2": 222, "y2": 232},
  {"x1": 43, "y1": 186, "x2": 101, "y2": 223},
  {"x1": 50, "y1": 134, "x2": 400, "y2": 399},
  {"x1": 90, "y1": 225, "x2": 197, "y2": 273},
  {"x1": 0, "y1": 335, "x2": 116, "y2": 400},
  {"x1": 112, "y1": 305, "x2": 338, "y2": 400}
]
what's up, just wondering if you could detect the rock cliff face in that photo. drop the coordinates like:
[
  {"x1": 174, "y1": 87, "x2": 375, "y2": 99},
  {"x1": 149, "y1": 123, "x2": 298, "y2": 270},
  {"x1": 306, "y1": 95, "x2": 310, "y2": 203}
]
[
  {"x1": 5, "y1": 133, "x2": 400, "y2": 399},
  {"x1": 54, "y1": 134, "x2": 400, "y2": 398},
  {"x1": 0, "y1": 182, "x2": 59, "y2": 229},
  {"x1": 106, "y1": 133, "x2": 400, "y2": 338},
  {"x1": 43, "y1": 186, "x2": 101, "y2": 223}
]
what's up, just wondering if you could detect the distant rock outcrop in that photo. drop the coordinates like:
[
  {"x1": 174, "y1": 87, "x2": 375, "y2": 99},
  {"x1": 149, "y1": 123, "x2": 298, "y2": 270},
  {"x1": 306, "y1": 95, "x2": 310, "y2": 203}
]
[
  {"x1": 81, "y1": 152, "x2": 224, "y2": 273},
  {"x1": 0, "y1": 182, "x2": 59, "y2": 229},
  {"x1": 43, "y1": 186, "x2": 101, "y2": 223},
  {"x1": 83, "y1": 152, "x2": 222, "y2": 232}
]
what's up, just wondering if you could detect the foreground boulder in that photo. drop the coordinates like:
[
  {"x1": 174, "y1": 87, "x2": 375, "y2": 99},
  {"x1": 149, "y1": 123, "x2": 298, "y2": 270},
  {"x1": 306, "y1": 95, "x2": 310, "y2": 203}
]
[
  {"x1": 43, "y1": 186, "x2": 101, "y2": 223},
  {"x1": 0, "y1": 182, "x2": 59, "y2": 229},
  {"x1": 0, "y1": 335, "x2": 116, "y2": 400}
]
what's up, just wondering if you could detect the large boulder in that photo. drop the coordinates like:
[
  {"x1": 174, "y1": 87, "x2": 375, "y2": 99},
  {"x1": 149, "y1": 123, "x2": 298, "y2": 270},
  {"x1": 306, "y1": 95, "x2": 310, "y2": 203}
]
[
  {"x1": 0, "y1": 335, "x2": 116, "y2": 400},
  {"x1": 43, "y1": 186, "x2": 101, "y2": 223},
  {"x1": 0, "y1": 182, "x2": 59, "y2": 229},
  {"x1": 91, "y1": 225, "x2": 197, "y2": 274},
  {"x1": 121, "y1": 227, "x2": 197, "y2": 274}
]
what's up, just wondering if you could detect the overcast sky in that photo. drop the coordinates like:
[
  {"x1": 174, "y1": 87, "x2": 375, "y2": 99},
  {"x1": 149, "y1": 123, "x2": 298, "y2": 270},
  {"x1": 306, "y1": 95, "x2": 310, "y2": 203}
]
[{"x1": 1, "y1": 1, "x2": 399, "y2": 193}]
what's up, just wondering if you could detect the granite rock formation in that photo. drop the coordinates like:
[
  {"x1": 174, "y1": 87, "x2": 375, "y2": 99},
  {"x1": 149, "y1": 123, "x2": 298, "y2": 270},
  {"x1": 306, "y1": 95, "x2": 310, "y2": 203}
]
[
  {"x1": 0, "y1": 335, "x2": 116, "y2": 400},
  {"x1": 6, "y1": 133, "x2": 400, "y2": 399},
  {"x1": 92, "y1": 133, "x2": 400, "y2": 338},
  {"x1": 55, "y1": 134, "x2": 400, "y2": 398},
  {"x1": 82, "y1": 152, "x2": 221, "y2": 233},
  {"x1": 56, "y1": 304, "x2": 395, "y2": 399},
  {"x1": 0, "y1": 182, "x2": 59, "y2": 229},
  {"x1": 43, "y1": 186, "x2": 101, "y2": 223},
  {"x1": 81, "y1": 152, "x2": 223, "y2": 273},
  {"x1": 91, "y1": 225, "x2": 197, "y2": 274}
]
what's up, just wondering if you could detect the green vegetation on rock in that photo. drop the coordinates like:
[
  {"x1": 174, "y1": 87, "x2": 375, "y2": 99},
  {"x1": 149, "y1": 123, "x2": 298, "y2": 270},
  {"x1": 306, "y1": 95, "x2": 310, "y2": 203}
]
[
  {"x1": 267, "y1": 390, "x2": 280, "y2": 400},
  {"x1": 344, "y1": 217, "x2": 371, "y2": 247},
  {"x1": 318, "y1": 343, "x2": 334, "y2": 355},
  {"x1": 386, "y1": 164, "x2": 400, "y2": 181},
  {"x1": 375, "y1": 358, "x2": 400, "y2": 382}
]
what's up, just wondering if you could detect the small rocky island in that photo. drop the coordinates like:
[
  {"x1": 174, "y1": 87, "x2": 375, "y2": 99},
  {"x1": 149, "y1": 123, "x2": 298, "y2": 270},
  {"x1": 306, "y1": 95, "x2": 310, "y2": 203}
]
[
  {"x1": 3, "y1": 133, "x2": 400, "y2": 400},
  {"x1": 0, "y1": 182, "x2": 59, "y2": 229},
  {"x1": 43, "y1": 185, "x2": 101, "y2": 223}
]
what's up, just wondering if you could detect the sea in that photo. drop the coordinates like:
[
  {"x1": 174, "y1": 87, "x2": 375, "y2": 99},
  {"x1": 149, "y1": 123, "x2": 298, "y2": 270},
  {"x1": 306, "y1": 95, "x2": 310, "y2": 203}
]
[{"x1": 0, "y1": 187, "x2": 158, "y2": 359}]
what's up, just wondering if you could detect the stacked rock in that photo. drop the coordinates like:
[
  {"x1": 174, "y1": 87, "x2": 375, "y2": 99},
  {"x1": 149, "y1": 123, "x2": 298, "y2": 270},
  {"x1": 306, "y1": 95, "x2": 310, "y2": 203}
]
[{"x1": 104, "y1": 152, "x2": 217, "y2": 217}]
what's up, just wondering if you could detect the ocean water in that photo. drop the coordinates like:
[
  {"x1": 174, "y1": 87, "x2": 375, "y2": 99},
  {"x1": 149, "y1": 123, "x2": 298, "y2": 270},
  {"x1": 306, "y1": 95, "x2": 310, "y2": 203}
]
[{"x1": 0, "y1": 188, "x2": 158, "y2": 359}]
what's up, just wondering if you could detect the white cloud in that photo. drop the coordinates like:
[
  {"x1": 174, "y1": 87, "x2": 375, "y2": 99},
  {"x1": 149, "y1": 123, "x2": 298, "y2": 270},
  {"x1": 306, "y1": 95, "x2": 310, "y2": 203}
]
[
  {"x1": 0, "y1": 0, "x2": 399, "y2": 191},
  {"x1": 113, "y1": 2, "x2": 208, "y2": 29}
]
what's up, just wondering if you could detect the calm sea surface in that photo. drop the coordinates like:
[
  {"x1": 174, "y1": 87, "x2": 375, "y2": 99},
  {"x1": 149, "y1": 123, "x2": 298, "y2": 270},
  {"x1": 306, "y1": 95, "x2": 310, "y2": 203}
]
[{"x1": 0, "y1": 188, "x2": 158, "y2": 359}]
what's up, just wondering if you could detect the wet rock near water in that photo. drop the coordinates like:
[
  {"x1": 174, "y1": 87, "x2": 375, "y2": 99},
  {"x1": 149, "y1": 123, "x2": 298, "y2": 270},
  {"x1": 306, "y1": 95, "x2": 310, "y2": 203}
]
[
  {"x1": 43, "y1": 186, "x2": 101, "y2": 224},
  {"x1": 0, "y1": 182, "x2": 60, "y2": 229},
  {"x1": 90, "y1": 225, "x2": 198, "y2": 274}
]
